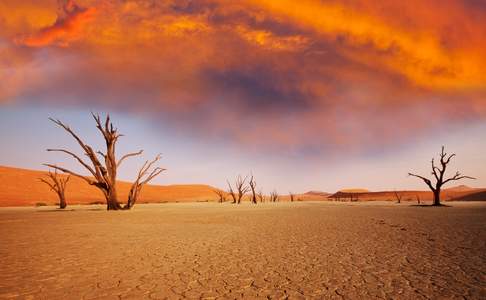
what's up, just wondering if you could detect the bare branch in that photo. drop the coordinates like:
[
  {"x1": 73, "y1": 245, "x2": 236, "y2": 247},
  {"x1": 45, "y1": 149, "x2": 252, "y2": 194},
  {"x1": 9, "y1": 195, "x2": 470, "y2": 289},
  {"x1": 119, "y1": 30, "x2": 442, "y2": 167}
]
[
  {"x1": 47, "y1": 148, "x2": 97, "y2": 177},
  {"x1": 117, "y1": 150, "x2": 143, "y2": 167},
  {"x1": 443, "y1": 172, "x2": 476, "y2": 185},
  {"x1": 39, "y1": 178, "x2": 56, "y2": 191},
  {"x1": 125, "y1": 154, "x2": 165, "y2": 209},
  {"x1": 431, "y1": 159, "x2": 440, "y2": 182},
  {"x1": 408, "y1": 173, "x2": 435, "y2": 191},
  {"x1": 43, "y1": 164, "x2": 96, "y2": 186}
]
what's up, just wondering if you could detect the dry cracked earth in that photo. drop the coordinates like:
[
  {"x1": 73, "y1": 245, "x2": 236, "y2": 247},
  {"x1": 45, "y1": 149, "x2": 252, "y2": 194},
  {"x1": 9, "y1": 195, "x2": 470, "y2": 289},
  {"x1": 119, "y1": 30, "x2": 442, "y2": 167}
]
[{"x1": 0, "y1": 201, "x2": 485, "y2": 299}]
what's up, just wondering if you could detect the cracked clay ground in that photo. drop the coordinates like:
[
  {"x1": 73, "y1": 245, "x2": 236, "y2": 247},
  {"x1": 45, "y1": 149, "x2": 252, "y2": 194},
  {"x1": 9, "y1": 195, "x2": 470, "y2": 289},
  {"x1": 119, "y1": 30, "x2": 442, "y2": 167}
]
[{"x1": 0, "y1": 201, "x2": 485, "y2": 299}]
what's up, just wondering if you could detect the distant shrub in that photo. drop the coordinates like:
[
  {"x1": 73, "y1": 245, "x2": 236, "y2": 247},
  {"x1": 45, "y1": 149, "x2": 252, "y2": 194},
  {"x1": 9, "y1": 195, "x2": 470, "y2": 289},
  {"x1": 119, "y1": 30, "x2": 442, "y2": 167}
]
[{"x1": 35, "y1": 202, "x2": 47, "y2": 207}]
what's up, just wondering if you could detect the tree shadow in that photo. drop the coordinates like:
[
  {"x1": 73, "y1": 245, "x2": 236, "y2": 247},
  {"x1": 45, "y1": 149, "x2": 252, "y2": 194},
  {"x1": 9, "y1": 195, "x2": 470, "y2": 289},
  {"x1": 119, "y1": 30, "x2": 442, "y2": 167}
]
[
  {"x1": 37, "y1": 209, "x2": 76, "y2": 213},
  {"x1": 410, "y1": 204, "x2": 451, "y2": 208}
]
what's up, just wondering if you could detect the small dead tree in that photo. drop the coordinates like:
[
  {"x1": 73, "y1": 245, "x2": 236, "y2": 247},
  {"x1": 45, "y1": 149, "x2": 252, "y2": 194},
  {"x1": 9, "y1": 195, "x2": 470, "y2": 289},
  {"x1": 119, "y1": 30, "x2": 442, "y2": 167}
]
[
  {"x1": 394, "y1": 191, "x2": 403, "y2": 204},
  {"x1": 257, "y1": 190, "x2": 265, "y2": 203},
  {"x1": 213, "y1": 189, "x2": 226, "y2": 203},
  {"x1": 39, "y1": 170, "x2": 70, "y2": 209},
  {"x1": 248, "y1": 175, "x2": 257, "y2": 204},
  {"x1": 45, "y1": 113, "x2": 147, "y2": 210},
  {"x1": 270, "y1": 190, "x2": 279, "y2": 202},
  {"x1": 227, "y1": 180, "x2": 238, "y2": 204},
  {"x1": 409, "y1": 146, "x2": 475, "y2": 206},
  {"x1": 233, "y1": 175, "x2": 250, "y2": 204},
  {"x1": 289, "y1": 192, "x2": 295, "y2": 202},
  {"x1": 416, "y1": 195, "x2": 421, "y2": 205},
  {"x1": 125, "y1": 155, "x2": 165, "y2": 209}
]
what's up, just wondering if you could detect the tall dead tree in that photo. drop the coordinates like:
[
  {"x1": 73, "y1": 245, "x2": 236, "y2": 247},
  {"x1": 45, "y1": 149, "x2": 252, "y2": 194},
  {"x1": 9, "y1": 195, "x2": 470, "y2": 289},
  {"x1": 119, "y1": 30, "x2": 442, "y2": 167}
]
[
  {"x1": 39, "y1": 170, "x2": 70, "y2": 209},
  {"x1": 213, "y1": 189, "x2": 227, "y2": 203},
  {"x1": 248, "y1": 175, "x2": 257, "y2": 204},
  {"x1": 227, "y1": 175, "x2": 249, "y2": 204},
  {"x1": 45, "y1": 113, "x2": 148, "y2": 210},
  {"x1": 236, "y1": 175, "x2": 250, "y2": 204},
  {"x1": 409, "y1": 146, "x2": 475, "y2": 206},
  {"x1": 125, "y1": 155, "x2": 165, "y2": 209}
]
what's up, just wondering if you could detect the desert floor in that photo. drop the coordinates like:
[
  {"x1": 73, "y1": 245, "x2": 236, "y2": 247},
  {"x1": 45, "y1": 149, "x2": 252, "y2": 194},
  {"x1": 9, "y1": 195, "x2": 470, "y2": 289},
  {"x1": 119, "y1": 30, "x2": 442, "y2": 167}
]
[{"x1": 0, "y1": 201, "x2": 485, "y2": 299}]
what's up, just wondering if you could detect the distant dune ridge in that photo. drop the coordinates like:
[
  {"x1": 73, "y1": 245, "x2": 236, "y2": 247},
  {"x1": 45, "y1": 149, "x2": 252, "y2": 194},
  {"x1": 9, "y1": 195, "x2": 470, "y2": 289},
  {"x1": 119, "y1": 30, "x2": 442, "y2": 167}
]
[
  {"x1": 328, "y1": 186, "x2": 485, "y2": 202},
  {"x1": 0, "y1": 166, "x2": 217, "y2": 207},
  {"x1": 0, "y1": 165, "x2": 484, "y2": 207}
]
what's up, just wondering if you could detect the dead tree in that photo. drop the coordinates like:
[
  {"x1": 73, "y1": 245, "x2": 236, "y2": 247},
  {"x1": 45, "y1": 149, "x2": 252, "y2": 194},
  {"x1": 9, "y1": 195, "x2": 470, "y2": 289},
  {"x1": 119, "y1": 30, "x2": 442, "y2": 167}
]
[
  {"x1": 227, "y1": 180, "x2": 237, "y2": 204},
  {"x1": 270, "y1": 190, "x2": 279, "y2": 202},
  {"x1": 230, "y1": 175, "x2": 249, "y2": 204},
  {"x1": 45, "y1": 113, "x2": 146, "y2": 210},
  {"x1": 125, "y1": 155, "x2": 165, "y2": 209},
  {"x1": 409, "y1": 146, "x2": 475, "y2": 206},
  {"x1": 394, "y1": 191, "x2": 403, "y2": 204},
  {"x1": 39, "y1": 170, "x2": 70, "y2": 209},
  {"x1": 416, "y1": 195, "x2": 421, "y2": 205},
  {"x1": 257, "y1": 190, "x2": 265, "y2": 203},
  {"x1": 248, "y1": 175, "x2": 257, "y2": 204},
  {"x1": 213, "y1": 189, "x2": 226, "y2": 203},
  {"x1": 289, "y1": 192, "x2": 295, "y2": 202}
]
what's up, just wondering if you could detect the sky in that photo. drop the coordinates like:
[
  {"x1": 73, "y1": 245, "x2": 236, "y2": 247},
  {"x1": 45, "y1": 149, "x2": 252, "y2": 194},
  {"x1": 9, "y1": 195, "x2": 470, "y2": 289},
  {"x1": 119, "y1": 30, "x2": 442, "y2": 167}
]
[{"x1": 1, "y1": 0, "x2": 485, "y2": 192}]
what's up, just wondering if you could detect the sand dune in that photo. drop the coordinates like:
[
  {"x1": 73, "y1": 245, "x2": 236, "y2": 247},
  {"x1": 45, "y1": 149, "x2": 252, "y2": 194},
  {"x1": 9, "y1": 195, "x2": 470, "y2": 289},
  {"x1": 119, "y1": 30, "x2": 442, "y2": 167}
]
[
  {"x1": 1, "y1": 165, "x2": 484, "y2": 207},
  {"x1": 0, "y1": 165, "x2": 218, "y2": 207},
  {"x1": 328, "y1": 188, "x2": 486, "y2": 202},
  {"x1": 452, "y1": 191, "x2": 486, "y2": 202},
  {"x1": 0, "y1": 201, "x2": 484, "y2": 299}
]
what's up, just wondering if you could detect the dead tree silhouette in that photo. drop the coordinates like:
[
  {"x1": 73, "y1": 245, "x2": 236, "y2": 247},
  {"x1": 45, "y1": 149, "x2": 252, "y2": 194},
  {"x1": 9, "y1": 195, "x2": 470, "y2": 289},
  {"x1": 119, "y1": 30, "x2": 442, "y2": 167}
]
[
  {"x1": 39, "y1": 170, "x2": 70, "y2": 209},
  {"x1": 213, "y1": 189, "x2": 226, "y2": 203},
  {"x1": 235, "y1": 175, "x2": 250, "y2": 204},
  {"x1": 270, "y1": 190, "x2": 279, "y2": 202},
  {"x1": 45, "y1": 113, "x2": 162, "y2": 210},
  {"x1": 249, "y1": 175, "x2": 258, "y2": 204},
  {"x1": 125, "y1": 155, "x2": 165, "y2": 209},
  {"x1": 289, "y1": 192, "x2": 295, "y2": 202},
  {"x1": 408, "y1": 146, "x2": 475, "y2": 206},
  {"x1": 227, "y1": 180, "x2": 237, "y2": 204},
  {"x1": 227, "y1": 175, "x2": 249, "y2": 204},
  {"x1": 257, "y1": 190, "x2": 265, "y2": 203},
  {"x1": 394, "y1": 191, "x2": 403, "y2": 204}
]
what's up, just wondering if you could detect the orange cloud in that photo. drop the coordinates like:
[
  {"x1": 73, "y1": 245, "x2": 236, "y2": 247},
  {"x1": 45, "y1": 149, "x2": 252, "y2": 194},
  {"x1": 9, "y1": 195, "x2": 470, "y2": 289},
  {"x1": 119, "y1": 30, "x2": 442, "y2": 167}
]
[
  {"x1": 1, "y1": 0, "x2": 486, "y2": 152},
  {"x1": 245, "y1": 0, "x2": 486, "y2": 91},
  {"x1": 15, "y1": 0, "x2": 97, "y2": 47}
]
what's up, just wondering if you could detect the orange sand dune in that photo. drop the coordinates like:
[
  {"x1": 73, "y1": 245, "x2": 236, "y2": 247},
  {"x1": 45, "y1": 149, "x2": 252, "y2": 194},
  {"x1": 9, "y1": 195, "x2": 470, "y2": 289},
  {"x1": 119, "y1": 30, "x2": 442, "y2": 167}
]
[
  {"x1": 328, "y1": 187, "x2": 486, "y2": 202},
  {"x1": 0, "y1": 165, "x2": 218, "y2": 207},
  {"x1": 1, "y1": 165, "x2": 484, "y2": 207}
]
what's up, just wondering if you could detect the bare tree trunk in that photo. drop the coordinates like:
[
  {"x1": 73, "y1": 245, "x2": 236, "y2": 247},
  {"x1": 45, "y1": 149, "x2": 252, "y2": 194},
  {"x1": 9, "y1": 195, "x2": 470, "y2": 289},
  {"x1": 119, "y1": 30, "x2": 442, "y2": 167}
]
[
  {"x1": 249, "y1": 176, "x2": 257, "y2": 204},
  {"x1": 107, "y1": 189, "x2": 122, "y2": 210},
  {"x1": 58, "y1": 192, "x2": 67, "y2": 209},
  {"x1": 433, "y1": 189, "x2": 441, "y2": 206}
]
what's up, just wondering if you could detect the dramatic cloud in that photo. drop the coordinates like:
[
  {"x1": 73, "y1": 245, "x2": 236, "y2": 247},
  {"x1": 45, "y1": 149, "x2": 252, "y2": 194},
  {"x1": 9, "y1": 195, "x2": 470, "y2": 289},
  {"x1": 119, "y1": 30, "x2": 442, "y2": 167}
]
[{"x1": 1, "y1": 0, "x2": 485, "y2": 153}]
